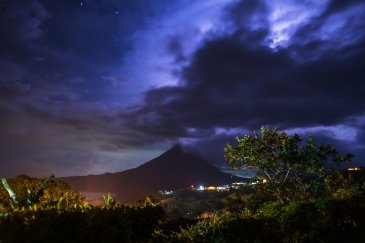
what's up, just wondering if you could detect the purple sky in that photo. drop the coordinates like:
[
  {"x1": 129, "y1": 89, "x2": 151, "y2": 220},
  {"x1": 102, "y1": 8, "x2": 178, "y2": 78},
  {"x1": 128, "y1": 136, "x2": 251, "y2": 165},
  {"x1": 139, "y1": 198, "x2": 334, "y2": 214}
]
[{"x1": 0, "y1": 0, "x2": 364, "y2": 177}]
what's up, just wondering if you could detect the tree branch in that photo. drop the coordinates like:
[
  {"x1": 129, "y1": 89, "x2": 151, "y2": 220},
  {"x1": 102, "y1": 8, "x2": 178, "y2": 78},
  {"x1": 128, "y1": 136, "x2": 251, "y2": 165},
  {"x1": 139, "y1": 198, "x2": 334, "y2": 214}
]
[
  {"x1": 283, "y1": 168, "x2": 291, "y2": 183},
  {"x1": 263, "y1": 169, "x2": 272, "y2": 180}
]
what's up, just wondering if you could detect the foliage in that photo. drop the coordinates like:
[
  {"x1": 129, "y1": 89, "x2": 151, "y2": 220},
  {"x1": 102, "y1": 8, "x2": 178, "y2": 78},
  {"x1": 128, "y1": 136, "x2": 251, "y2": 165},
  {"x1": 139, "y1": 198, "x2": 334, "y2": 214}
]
[
  {"x1": 0, "y1": 173, "x2": 364, "y2": 242},
  {"x1": 0, "y1": 203, "x2": 166, "y2": 242},
  {"x1": 0, "y1": 175, "x2": 85, "y2": 212},
  {"x1": 169, "y1": 195, "x2": 365, "y2": 243},
  {"x1": 147, "y1": 126, "x2": 365, "y2": 242},
  {"x1": 0, "y1": 179, "x2": 166, "y2": 242},
  {"x1": 161, "y1": 189, "x2": 229, "y2": 220},
  {"x1": 103, "y1": 193, "x2": 118, "y2": 208},
  {"x1": 170, "y1": 209, "x2": 277, "y2": 243},
  {"x1": 224, "y1": 126, "x2": 354, "y2": 202}
]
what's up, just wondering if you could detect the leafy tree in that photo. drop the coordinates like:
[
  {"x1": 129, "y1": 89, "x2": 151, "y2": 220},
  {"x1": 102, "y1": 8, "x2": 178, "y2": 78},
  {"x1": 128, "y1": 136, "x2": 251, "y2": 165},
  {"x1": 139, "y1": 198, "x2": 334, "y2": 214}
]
[{"x1": 224, "y1": 126, "x2": 354, "y2": 201}]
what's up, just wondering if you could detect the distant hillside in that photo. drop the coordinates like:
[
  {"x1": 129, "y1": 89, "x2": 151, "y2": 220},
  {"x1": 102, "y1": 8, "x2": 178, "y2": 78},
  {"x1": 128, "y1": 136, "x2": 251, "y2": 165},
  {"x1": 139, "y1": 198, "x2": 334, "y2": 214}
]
[{"x1": 63, "y1": 145, "x2": 239, "y2": 203}]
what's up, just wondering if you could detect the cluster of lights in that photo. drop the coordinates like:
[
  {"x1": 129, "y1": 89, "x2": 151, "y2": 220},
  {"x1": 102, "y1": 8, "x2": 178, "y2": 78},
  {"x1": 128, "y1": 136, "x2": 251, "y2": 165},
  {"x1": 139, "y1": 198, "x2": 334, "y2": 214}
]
[
  {"x1": 190, "y1": 180, "x2": 267, "y2": 192},
  {"x1": 160, "y1": 180, "x2": 269, "y2": 196},
  {"x1": 191, "y1": 185, "x2": 230, "y2": 192},
  {"x1": 348, "y1": 167, "x2": 363, "y2": 171},
  {"x1": 159, "y1": 190, "x2": 173, "y2": 195}
]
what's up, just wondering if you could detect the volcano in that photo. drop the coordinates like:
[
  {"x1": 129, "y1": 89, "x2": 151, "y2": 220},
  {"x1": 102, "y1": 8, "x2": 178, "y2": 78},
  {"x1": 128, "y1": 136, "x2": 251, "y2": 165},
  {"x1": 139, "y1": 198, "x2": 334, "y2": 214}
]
[{"x1": 63, "y1": 145, "x2": 238, "y2": 203}]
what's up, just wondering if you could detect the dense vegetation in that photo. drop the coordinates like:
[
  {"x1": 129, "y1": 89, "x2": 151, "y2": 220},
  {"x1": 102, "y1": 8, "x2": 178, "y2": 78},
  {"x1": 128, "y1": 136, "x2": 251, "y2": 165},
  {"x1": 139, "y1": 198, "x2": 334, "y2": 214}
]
[
  {"x1": 169, "y1": 127, "x2": 364, "y2": 242},
  {"x1": 0, "y1": 175, "x2": 165, "y2": 242},
  {"x1": 1, "y1": 127, "x2": 364, "y2": 242}
]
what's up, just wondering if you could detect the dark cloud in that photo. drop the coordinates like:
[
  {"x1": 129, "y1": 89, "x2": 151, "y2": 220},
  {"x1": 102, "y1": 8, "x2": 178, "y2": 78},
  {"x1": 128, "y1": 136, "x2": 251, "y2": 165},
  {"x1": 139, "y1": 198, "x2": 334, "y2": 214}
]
[
  {"x1": 120, "y1": 0, "x2": 365, "y2": 165},
  {"x1": 292, "y1": 1, "x2": 365, "y2": 58},
  {"x1": 324, "y1": 0, "x2": 364, "y2": 16},
  {"x1": 0, "y1": 0, "x2": 48, "y2": 43},
  {"x1": 0, "y1": 0, "x2": 172, "y2": 105},
  {"x1": 127, "y1": 33, "x2": 365, "y2": 133},
  {"x1": 0, "y1": 0, "x2": 47, "y2": 99}
]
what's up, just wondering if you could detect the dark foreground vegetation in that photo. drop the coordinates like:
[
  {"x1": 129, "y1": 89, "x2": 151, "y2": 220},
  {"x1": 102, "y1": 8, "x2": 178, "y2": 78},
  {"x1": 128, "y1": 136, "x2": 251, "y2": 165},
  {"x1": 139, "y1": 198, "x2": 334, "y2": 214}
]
[
  {"x1": 0, "y1": 175, "x2": 164, "y2": 242},
  {"x1": 1, "y1": 127, "x2": 365, "y2": 242}
]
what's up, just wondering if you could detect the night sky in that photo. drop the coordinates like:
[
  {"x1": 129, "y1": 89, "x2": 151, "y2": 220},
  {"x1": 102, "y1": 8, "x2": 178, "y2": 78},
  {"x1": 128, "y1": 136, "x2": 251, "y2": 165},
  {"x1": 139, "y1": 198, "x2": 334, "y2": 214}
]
[{"x1": 1, "y1": 0, "x2": 364, "y2": 177}]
